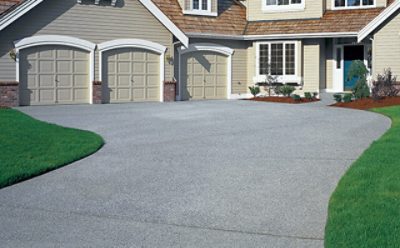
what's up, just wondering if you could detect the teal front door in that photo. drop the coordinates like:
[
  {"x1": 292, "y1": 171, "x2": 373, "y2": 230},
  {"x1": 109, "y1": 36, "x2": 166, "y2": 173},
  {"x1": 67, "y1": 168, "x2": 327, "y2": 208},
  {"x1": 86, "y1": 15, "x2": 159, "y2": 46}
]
[{"x1": 343, "y1": 45, "x2": 364, "y2": 91}]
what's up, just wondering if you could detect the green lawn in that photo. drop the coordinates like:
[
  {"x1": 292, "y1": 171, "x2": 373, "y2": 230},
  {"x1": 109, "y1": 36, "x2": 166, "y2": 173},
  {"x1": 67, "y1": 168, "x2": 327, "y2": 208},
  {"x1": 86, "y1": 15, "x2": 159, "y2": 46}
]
[
  {"x1": 325, "y1": 106, "x2": 400, "y2": 247},
  {"x1": 0, "y1": 109, "x2": 104, "y2": 189}
]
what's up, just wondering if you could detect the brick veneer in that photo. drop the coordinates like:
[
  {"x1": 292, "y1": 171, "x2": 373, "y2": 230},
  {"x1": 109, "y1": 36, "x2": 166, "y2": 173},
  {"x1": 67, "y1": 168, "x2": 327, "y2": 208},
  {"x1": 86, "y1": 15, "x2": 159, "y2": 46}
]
[
  {"x1": 92, "y1": 81, "x2": 102, "y2": 104},
  {"x1": 0, "y1": 81, "x2": 19, "y2": 107},
  {"x1": 164, "y1": 81, "x2": 176, "y2": 102}
]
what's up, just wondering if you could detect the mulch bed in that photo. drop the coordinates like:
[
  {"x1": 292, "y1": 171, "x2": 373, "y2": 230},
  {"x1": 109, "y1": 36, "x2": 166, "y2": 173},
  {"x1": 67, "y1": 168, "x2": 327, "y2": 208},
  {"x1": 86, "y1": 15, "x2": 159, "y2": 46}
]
[
  {"x1": 248, "y1": 97, "x2": 320, "y2": 104},
  {"x1": 331, "y1": 97, "x2": 400, "y2": 110}
]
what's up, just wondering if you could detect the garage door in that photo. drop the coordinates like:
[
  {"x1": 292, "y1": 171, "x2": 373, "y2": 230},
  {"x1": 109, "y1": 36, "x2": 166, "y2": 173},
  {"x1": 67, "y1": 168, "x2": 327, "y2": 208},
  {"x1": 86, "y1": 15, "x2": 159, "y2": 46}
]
[
  {"x1": 19, "y1": 45, "x2": 90, "y2": 105},
  {"x1": 103, "y1": 48, "x2": 160, "y2": 103},
  {"x1": 182, "y1": 52, "x2": 227, "y2": 100}
]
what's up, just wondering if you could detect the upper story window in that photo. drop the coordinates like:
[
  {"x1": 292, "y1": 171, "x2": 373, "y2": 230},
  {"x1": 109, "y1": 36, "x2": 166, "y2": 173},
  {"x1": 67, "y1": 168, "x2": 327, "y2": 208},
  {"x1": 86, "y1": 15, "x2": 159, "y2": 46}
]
[
  {"x1": 333, "y1": 0, "x2": 375, "y2": 9},
  {"x1": 193, "y1": 0, "x2": 209, "y2": 11},
  {"x1": 183, "y1": 0, "x2": 217, "y2": 16},
  {"x1": 263, "y1": 0, "x2": 305, "y2": 12}
]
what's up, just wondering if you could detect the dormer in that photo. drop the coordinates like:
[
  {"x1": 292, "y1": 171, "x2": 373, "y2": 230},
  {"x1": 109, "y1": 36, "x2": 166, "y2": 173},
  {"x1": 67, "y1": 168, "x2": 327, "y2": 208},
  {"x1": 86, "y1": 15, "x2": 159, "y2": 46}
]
[
  {"x1": 77, "y1": 0, "x2": 118, "y2": 6},
  {"x1": 179, "y1": 0, "x2": 218, "y2": 17}
]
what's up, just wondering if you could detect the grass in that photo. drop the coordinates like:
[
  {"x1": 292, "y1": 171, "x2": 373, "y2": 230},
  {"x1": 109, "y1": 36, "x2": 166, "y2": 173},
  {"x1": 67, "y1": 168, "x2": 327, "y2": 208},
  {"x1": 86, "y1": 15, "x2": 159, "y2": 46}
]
[
  {"x1": 0, "y1": 109, "x2": 104, "y2": 189},
  {"x1": 325, "y1": 106, "x2": 400, "y2": 247}
]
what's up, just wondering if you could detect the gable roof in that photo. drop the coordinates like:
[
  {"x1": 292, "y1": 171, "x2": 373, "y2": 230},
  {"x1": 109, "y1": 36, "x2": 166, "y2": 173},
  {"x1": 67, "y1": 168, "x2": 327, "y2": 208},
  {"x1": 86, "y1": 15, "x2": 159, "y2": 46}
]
[{"x1": 358, "y1": 0, "x2": 400, "y2": 42}]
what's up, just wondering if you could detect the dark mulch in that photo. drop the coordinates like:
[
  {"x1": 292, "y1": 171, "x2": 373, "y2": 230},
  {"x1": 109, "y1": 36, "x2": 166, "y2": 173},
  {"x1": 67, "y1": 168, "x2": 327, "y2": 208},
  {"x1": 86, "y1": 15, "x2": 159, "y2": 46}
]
[
  {"x1": 248, "y1": 97, "x2": 320, "y2": 104},
  {"x1": 331, "y1": 97, "x2": 400, "y2": 110}
]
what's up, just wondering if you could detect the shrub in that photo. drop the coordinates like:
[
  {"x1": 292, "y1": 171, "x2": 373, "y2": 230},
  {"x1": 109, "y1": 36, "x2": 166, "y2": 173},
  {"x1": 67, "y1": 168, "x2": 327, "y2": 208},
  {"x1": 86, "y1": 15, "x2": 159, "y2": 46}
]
[
  {"x1": 292, "y1": 94, "x2": 301, "y2": 102},
  {"x1": 280, "y1": 85, "x2": 296, "y2": 97},
  {"x1": 313, "y1": 92, "x2": 319, "y2": 99},
  {"x1": 249, "y1": 86, "x2": 260, "y2": 98},
  {"x1": 333, "y1": 94, "x2": 343, "y2": 103},
  {"x1": 304, "y1": 92, "x2": 312, "y2": 100},
  {"x1": 274, "y1": 86, "x2": 282, "y2": 96},
  {"x1": 348, "y1": 60, "x2": 370, "y2": 99},
  {"x1": 343, "y1": 93, "x2": 352, "y2": 103},
  {"x1": 372, "y1": 68, "x2": 400, "y2": 100}
]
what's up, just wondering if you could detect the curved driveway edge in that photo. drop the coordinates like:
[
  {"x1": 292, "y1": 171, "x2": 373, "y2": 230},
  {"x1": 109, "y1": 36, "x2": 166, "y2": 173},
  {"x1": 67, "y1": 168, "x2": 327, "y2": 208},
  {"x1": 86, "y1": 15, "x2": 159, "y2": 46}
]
[{"x1": 0, "y1": 100, "x2": 391, "y2": 247}]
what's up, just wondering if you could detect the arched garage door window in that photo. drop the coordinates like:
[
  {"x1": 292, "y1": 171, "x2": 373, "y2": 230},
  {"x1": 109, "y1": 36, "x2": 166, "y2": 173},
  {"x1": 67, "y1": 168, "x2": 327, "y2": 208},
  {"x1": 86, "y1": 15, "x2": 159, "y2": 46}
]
[
  {"x1": 98, "y1": 39, "x2": 167, "y2": 103},
  {"x1": 178, "y1": 43, "x2": 234, "y2": 101},
  {"x1": 14, "y1": 35, "x2": 96, "y2": 105}
]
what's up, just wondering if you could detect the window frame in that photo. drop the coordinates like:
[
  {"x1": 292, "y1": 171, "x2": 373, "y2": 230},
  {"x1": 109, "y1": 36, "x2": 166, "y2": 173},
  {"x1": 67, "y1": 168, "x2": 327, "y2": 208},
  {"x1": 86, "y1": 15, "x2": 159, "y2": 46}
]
[
  {"x1": 192, "y1": 0, "x2": 211, "y2": 12},
  {"x1": 262, "y1": 0, "x2": 305, "y2": 12},
  {"x1": 256, "y1": 41, "x2": 299, "y2": 82},
  {"x1": 332, "y1": 0, "x2": 376, "y2": 10}
]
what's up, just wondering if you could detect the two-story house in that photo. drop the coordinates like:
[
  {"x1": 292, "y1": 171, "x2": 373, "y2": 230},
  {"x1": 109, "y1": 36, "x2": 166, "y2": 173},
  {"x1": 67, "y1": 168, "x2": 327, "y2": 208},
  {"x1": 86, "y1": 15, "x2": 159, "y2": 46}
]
[{"x1": 0, "y1": 0, "x2": 399, "y2": 105}]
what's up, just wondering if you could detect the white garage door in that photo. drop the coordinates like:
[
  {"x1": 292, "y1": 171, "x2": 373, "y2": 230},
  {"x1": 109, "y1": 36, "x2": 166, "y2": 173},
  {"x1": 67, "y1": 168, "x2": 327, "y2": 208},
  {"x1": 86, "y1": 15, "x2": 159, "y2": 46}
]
[
  {"x1": 103, "y1": 48, "x2": 160, "y2": 103},
  {"x1": 19, "y1": 45, "x2": 90, "y2": 105},
  {"x1": 182, "y1": 52, "x2": 227, "y2": 100}
]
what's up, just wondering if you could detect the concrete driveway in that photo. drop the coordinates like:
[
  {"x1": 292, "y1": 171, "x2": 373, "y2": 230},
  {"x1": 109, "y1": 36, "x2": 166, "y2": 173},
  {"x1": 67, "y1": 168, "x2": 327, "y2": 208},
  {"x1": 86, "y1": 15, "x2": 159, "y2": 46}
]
[{"x1": 0, "y1": 100, "x2": 390, "y2": 247}]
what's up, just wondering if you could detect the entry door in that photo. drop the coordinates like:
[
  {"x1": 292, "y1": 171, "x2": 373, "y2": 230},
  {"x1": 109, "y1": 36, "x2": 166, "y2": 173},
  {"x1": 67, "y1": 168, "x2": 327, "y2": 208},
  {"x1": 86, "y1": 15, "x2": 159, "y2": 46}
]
[{"x1": 343, "y1": 45, "x2": 364, "y2": 90}]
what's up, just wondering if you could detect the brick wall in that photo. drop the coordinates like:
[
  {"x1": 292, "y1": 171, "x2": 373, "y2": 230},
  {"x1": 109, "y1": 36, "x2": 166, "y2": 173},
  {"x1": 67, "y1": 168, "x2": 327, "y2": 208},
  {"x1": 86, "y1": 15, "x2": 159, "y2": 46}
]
[
  {"x1": 164, "y1": 81, "x2": 176, "y2": 102},
  {"x1": 0, "y1": 81, "x2": 19, "y2": 107},
  {"x1": 92, "y1": 81, "x2": 102, "y2": 104}
]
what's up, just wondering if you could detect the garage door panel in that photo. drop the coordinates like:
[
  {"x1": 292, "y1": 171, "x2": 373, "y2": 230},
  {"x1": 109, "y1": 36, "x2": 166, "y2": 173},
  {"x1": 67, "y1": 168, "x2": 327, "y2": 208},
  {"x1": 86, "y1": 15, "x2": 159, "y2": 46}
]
[
  {"x1": 74, "y1": 89, "x2": 89, "y2": 102},
  {"x1": 183, "y1": 52, "x2": 227, "y2": 100},
  {"x1": 20, "y1": 45, "x2": 89, "y2": 105},
  {"x1": 104, "y1": 48, "x2": 160, "y2": 103}
]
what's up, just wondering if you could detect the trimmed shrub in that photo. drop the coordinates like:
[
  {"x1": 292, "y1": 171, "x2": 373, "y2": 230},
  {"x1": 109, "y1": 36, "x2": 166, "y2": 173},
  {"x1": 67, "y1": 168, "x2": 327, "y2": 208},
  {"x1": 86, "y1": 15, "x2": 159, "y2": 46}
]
[
  {"x1": 333, "y1": 94, "x2": 343, "y2": 103},
  {"x1": 292, "y1": 94, "x2": 301, "y2": 102},
  {"x1": 249, "y1": 86, "x2": 260, "y2": 97},
  {"x1": 372, "y1": 68, "x2": 400, "y2": 100},
  {"x1": 304, "y1": 92, "x2": 313, "y2": 100},
  {"x1": 348, "y1": 60, "x2": 370, "y2": 99},
  {"x1": 280, "y1": 85, "x2": 296, "y2": 97},
  {"x1": 343, "y1": 93, "x2": 352, "y2": 103}
]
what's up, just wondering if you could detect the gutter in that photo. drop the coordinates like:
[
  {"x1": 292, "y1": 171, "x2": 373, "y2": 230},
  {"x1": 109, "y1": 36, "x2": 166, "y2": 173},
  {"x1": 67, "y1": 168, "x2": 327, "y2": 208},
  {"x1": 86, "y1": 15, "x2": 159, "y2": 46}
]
[{"x1": 187, "y1": 32, "x2": 359, "y2": 41}]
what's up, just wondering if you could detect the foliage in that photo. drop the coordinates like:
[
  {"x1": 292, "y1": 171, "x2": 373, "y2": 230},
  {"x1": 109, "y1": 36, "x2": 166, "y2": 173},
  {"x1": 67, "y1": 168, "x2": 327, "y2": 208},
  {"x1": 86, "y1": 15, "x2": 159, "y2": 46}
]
[
  {"x1": 280, "y1": 85, "x2": 296, "y2": 97},
  {"x1": 343, "y1": 93, "x2": 353, "y2": 103},
  {"x1": 304, "y1": 92, "x2": 312, "y2": 100},
  {"x1": 348, "y1": 60, "x2": 370, "y2": 99},
  {"x1": 313, "y1": 92, "x2": 319, "y2": 99},
  {"x1": 292, "y1": 94, "x2": 301, "y2": 101},
  {"x1": 274, "y1": 86, "x2": 282, "y2": 96},
  {"x1": 333, "y1": 94, "x2": 343, "y2": 103},
  {"x1": 248, "y1": 86, "x2": 261, "y2": 97},
  {"x1": 325, "y1": 106, "x2": 400, "y2": 248},
  {"x1": 372, "y1": 68, "x2": 400, "y2": 100},
  {"x1": 0, "y1": 109, "x2": 104, "y2": 188}
]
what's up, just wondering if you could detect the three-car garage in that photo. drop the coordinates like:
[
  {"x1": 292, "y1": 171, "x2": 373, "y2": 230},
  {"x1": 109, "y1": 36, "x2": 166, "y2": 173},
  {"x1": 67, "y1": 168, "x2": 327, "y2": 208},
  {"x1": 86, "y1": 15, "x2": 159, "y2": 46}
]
[{"x1": 14, "y1": 36, "x2": 233, "y2": 106}]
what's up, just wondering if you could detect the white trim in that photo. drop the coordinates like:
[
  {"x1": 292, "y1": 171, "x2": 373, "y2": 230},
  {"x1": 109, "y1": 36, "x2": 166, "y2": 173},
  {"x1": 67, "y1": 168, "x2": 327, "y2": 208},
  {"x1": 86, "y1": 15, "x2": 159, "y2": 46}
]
[
  {"x1": 14, "y1": 35, "x2": 96, "y2": 51},
  {"x1": 331, "y1": 0, "x2": 376, "y2": 10},
  {"x1": 98, "y1": 39, "x2": 167, "y2": 102},
  {"x1": 177, "y1": 43, "x2": 234, "y2": 100},
  {"x1": 262, "y1": 0, "x2": 305, "y2": 12},
  {"x1": 98, "y1": 39, "x2": 167, "y2": 54},
  {"x1": 0, "y1": 0, "x2": 45, "y2": 32},
  {"x1": 178, "y1": 43, "x2": 234, "y2": 56},
  {"x1": 358, "y1": 0, "x2": 400, "y2": 42},
  {"x1": 186, "y1": 32, "x2": 359, "y2": 40},
  {"x1": 230, "y1": 93, "x2": 252, "y2": 99},
  {"x1": 138, "y1": 0, "x2": 189, "y2": 47},
  {"x1": 182, "y1": 10, "x2": 218, "y2": 16},
  {"x1": 254, "y1": 41, "x2": 300, "y2": 84},
  {"x1": 14, "y1": 35, "x2": 96, "y2": 104}
]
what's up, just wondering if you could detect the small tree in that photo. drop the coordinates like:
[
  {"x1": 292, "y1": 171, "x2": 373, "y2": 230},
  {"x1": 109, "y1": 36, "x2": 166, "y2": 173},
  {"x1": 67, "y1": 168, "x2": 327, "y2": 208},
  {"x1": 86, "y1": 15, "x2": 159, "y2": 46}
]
[
  {"x1": 372, "y1": 68, "x2": 399, "y2": 100},
  {"x1": 249, "y1": 85, "x2": 260, "y2": 98},
  {"x1": 348, "y1": 60, "x2": 370, "y2": 99}
]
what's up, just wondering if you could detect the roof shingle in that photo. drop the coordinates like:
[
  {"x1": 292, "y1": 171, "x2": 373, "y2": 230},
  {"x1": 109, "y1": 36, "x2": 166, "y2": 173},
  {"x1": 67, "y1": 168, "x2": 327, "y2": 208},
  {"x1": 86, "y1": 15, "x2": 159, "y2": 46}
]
[{"x1": 0, "y1": 0, "x2": 22, "y2": 16}]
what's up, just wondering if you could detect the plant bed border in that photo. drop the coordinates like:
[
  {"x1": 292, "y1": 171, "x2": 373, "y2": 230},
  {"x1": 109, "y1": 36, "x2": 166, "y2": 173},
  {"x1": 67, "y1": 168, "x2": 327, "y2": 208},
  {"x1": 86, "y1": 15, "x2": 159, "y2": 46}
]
[
  {"x1": 247, "y1": 96, "x2": 320, "y2": 104},
  {"x1": 331, "y1": 96, "x2": 400, "y2": 110}
]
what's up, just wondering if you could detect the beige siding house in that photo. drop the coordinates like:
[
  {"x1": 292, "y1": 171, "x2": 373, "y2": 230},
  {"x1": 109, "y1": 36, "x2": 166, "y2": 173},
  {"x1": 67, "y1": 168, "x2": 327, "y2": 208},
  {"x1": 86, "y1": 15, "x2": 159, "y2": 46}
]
[{"x1": 0, "y1": 0, "x2": 399, "y2": 106}]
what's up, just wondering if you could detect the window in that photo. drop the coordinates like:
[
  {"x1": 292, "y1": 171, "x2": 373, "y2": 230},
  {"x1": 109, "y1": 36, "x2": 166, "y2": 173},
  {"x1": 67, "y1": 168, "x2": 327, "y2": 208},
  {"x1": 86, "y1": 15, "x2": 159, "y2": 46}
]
[
  {"x1": 258, "y1": 42, "x2": 296, "y2": 76},
  {"x1": 193, "y1": 0, "x2": 209, "y2": 11},
  {"x1": 266, "y1": 0, "x2": 303, "y2": 6},
  {"x1": 334, "y1": 0, "x2": 374, "y2": 8},
  {"x1": 264, "y1": 0, "x2": 304, "y2": 11}
]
